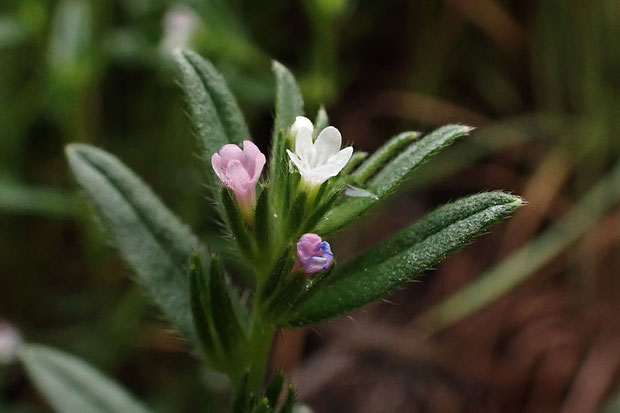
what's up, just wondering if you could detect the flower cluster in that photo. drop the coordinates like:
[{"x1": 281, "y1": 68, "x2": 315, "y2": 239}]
[{"x1": 211, "y1": 118, "x2": 351, "y2": 274}]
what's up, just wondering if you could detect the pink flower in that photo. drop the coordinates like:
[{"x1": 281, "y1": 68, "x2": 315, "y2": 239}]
[
  {"x1": 295, "y1": 233, "x2": 334, "y2": 274},
  {"x1": 211, "y1": 140, "x2": 266, "y2": 215}
]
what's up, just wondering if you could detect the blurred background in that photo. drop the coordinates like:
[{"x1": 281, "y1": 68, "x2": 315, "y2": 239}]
[{"x1": 1, "y1": 0, "x2": 619, "y2": 411}]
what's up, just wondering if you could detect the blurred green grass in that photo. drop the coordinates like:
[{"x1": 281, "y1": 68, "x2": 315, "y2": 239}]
[{"x1": 1, "y1": 0, "x2": 618, "y2": 411}]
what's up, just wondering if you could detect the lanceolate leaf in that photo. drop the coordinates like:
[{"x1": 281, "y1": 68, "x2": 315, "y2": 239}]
[
  {"x1": 316, "y1": 124, "x2": 472, "y2": 234},
  {"x1": 271, "y1": 61, "x2": 304, "y2": 139},
  {"x1": 174, "y1": 49, "x2": 250, "y2": 156},
  {"x1": 287, "y1": 192, "x2": 522, "y2": 326},
  {"x1": 352, "y1": 131, "x2": 420, "y2": 183},
  {"x1": 20, "y1": 344, "x2": 150, "y2": 413},
  {"x1": 65, "y1": 144, "x2": 206, "y2": 344},
  {"x1": 270, "y1": 61, "x2": 304, "y2": 194}
]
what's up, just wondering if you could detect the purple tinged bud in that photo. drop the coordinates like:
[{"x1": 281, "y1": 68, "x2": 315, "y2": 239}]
[{"x1": 296, "y1": 233, "x2": 334, "y2": 274}]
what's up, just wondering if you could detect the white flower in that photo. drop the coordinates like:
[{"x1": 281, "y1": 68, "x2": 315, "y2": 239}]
[{"x1": 286, "y1": 116, "x2": 353, "y2": 187}]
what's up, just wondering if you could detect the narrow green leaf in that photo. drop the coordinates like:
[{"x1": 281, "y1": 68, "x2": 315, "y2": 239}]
[
  {"x1": 264, "y1": 371, "x2": 285, "y2": 408},
  {"x1": 341, "y1": 151, "x2": 368, "y2": 175},
  {"x1": 173, "y1": 49, "x2": 250, "y2": 155},
  {"x1": 208, "y1": 256, "x2": 247, "y2": 350},
  {"x1": 317, "y1": 124, "x2": 472, "y2": 234},
  {"x1": 222, "y1": 187, "x2": 254, "y2": 257},
  {"x1": 352, "y1": 131, "x2": 420, "y2": 183},
  {"x1": 189, "y1": 255, "x2": 218, "y2": 362},
  {"x1": 270, "y1": 61, "x2": 304, "y2": 190},
  {"x1": 416, "y1": 160, "x2": 620, "y2": 333},
  {"x1": 271, "y1": 61, "x2": 304, "y2": 139},
  {"x1": 288, "y1": 192, "x2": 522, "y2": 326},
  {"x1": 65, "y1": 144, "x2": 205, "y2": 344},
  {"x1": 20, "y1": 344, "x2": 149, "y2": 413}
]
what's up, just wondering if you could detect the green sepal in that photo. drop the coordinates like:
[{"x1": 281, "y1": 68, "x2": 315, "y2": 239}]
[
  {"x1": 250, "y1": 398, "x2": 272, "y2": 413},
  {"x1": 352, "y1": 131, "x2": 420, "y2": 183},
  {"x1": 222, "y1": 187, "x2": 254, "y2": 258},
  {"x1": 254, "y1": 186, "x2": 271, "y2": 259},
  {"x1": 277, "y1": 386, "x2": 296, "y2": 413},
  {"x1": 288, "y1": 192, "x2": 522, "y2": 326},
  {"x1": 317, "y1": 124, "x2": 472, "y2": 234},
  {"x1": 65, "y1": 144, "x2": 206, "y2": 345},
  {"x1": 264, "y1": 371, "x2": 285, "y2": 408},
  {"x1": 286, "y1": 191, "x2": 307, "y2": 237},
  {"x1": 260, "y1": 248, "x2": 294, "y2": 302},
  {"x1": 268, "y1": 271, "x2": 306, "y2": 322}
]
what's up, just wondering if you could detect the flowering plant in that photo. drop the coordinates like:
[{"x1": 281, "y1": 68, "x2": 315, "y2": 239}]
[{"x1": 14, "y1": 50, "x2": 522, "y2": 412}]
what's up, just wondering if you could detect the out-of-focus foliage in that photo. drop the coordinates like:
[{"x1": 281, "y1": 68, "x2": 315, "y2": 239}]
[{"x1": 1, "y1": 0, "x2": 618, "y2": 411}]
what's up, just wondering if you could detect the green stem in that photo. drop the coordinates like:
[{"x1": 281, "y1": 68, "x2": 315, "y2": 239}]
[{"x1": 246, "y1": 315, "x2": 275, "y2": 393}]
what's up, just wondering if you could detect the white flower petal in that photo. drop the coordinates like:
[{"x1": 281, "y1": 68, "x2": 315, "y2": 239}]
[
  {"x1": 301, "y1": 147, "x2": 353, "y2": 185},
  {"x1": 325, "y1": 146, "x2": 353, "y2": 173},
  {"x1": 287, "y1": 149, "x2": 309, "y2": 175},
  {"x1": 294, "y1": 125, "x2": 315, "y2": 166},
  {"x1": 290, "y1": 116, "x2": 314, "y2": 138},
  {"x1": 314, "y1": 126, "x2": 342, "y2": 164}
]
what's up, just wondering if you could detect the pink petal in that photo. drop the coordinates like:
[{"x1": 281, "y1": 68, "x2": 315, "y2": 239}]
[
  {"x1": 225, "y1": 159, "x2": 251, "y2": 193},
  {"x1": 251, "y1": 153, "x2": 266, "y2": 185},
  {"x1": 211, "y1": 153, "x2": 225, "y2": 182},
  {"x1": 218, "y1": 144, "x2": 244, "y2": 167}
]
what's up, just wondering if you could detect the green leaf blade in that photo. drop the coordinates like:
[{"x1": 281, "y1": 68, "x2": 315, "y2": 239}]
[
  {"x1": 352, "y1": 131, "x2": 420, "y2": 183},
  {"x1": 174, "y1": 49, "x2": 250, "y2": 154},
  {"x1": 270, "y1": 61, "x2": 304, "y2": 195},
  {"x1": 20, "y1": 344, "x2": 150, "y2": 413},
  {"x1": 65, "y1": 144, "x2": 205, "y2": 344},
  {"x1": 288, "y1": 192, "x2": 522, "y2": 326},
  {"x1": 317, "y1": 124, "x2": 472, "y2": 235}
]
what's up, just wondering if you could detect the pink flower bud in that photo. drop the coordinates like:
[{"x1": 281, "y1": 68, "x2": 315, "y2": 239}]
[
  {"x1": 296, "y1": 233, "x2": 334, "y2": 274},
  {"x1": 211, "y1": 140, "x2": 266, "y2": 214}
]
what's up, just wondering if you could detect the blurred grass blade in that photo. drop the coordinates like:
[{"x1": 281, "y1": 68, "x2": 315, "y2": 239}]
[
  {"x1": 173, "y1": 49, "x2": 250, "y2": 182},
  {"x1": 352, "y1": 131, "x2": 420, "y2": 183},
  {"x1": 288, "y1": 192, "x2": 522, "y2": 326},
  {"x1": 48, "y1": 0, "x2": 94, "y2": 86},
  {"x1": 65, "y1": 144, "x2": 206, "y2": 344},
  {"x1": 317, "y1": 124, "x2": 472, "y2": 234},
  {"x1": 20, "y1": 344, "x2": 150, "y2": 413},
  {"x1": 415, "y1": 161, "x2": 620, "y2": 333},
  {"x1": 0, "y1": 181, "x2": 78, "y2": 217},
  {"x1": 0, "y1": 16, "x2": 29, "y2": 48}
]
